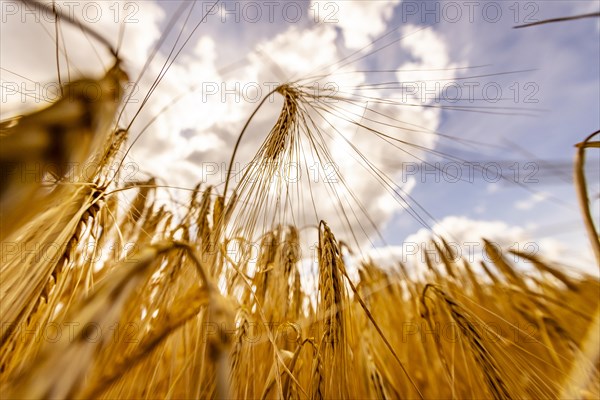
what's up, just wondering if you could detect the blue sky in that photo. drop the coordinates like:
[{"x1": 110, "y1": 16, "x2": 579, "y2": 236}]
[{"x1": 379, "y1": 1, "x2": 600, "y2": 260}]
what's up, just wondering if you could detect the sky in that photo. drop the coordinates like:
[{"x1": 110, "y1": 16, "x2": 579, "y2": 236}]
[{"x1": 1, "y1": 0, "x2": 599, "y2": 274}]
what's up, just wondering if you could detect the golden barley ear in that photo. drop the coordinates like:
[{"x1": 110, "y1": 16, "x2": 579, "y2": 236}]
[
  {"x1": 1, "y1": 242, "x2": 175, "y2": 399},
  {"x1": 0, "y1": 64, "x2": 129, "y2": 241},
  {"x1": 0, "y1": 2, "x2": 127, "y2": 239},
  {"x1": 514, "y1": 11, "x2": 600, "y2": 28},
  {"x1": 574, "y1": 131, "x2": 600, "y2": 266}
]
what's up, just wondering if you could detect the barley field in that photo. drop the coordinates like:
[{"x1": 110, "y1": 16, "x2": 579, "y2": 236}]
[{"x1": 1, "y1": 1, "x2": 599, "y2": 399}]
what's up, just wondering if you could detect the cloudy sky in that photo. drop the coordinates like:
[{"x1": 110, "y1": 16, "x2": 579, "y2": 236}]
[{"x1": 1, "y1": 0, "x2": 598, "y2": 273}]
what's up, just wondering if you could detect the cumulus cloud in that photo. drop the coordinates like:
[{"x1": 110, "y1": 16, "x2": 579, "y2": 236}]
[
  {"x1": 364, "y1": 215, "x2": 597, "y2": 277},
  {"x1": 394, "y1": 24, "x2": 458, "y2": 113},
  {"x1": 120, "y1": 14, "x2": 448, "y2": 245},
  {"x1": 312, "y1": 0, "x2": 400, "y2": 49},
  {"x1": 229, "y1": 22, "x2": 452, "y2": 244},
  {"x1": 2, "y1": 0, "x2": 454, "y2": 247},
  {"x1": 514, "y1": 192, "x2": 548, "y2": 210},
  {"x1": 398, "y1": 25, "x2": 455, "y2": 75}
]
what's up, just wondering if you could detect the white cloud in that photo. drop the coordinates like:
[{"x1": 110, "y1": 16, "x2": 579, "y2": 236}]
[
  {"x1": 398, "y1": 25, "x2": 454, "y2": 72},
  {"x1": 364, "y1": 216, "x2": 597, "y2": 277},
  {"x1": 395, "y1": 24, "x2": 458, "y2": 111},
  {"x1": 2, "y1": 1, "x2": 452, "y2": 247},
  {"x1": 313, "y1": 0, "x2": 400, "y2": 49},
  {"x1": 486, "y1": 183, "x2": 501, "y2": 194},
  {"x1": 166, "y1": 21, "x2": 448, "y2": 245},
  {"x1": 514, "y1": 192, "x2": 548, "y2": 210}
]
